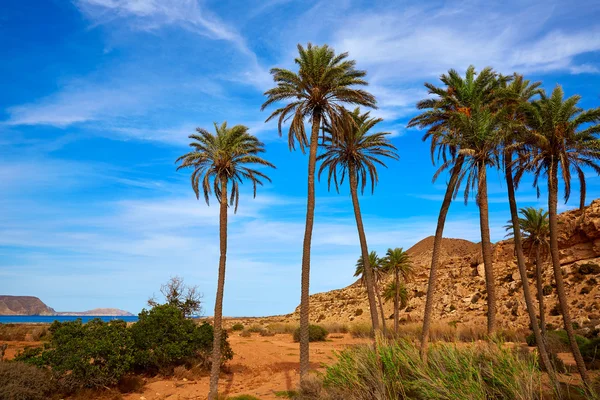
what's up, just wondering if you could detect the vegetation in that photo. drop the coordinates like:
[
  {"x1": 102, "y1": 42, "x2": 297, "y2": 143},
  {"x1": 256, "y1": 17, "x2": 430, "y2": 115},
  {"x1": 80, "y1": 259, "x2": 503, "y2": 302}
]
[
  {"x1": 382, "y1": 248, "x2": 413, "y2": 333},
  {"x1": 0, "y1": 361, "x2": 57, "y2": 400},
  {"x1": 293, "y1": 325, "x2": 328, "y2": 343},
  {"x1": 14, "y1": 303, "x2": 232, "y2": 393},
  {"x1": 319, "y1": 107, "x2": 399, "y2": 335},
  {"x1": 262, "y1": 43, "x2": 377, "y2": 379},
  {"x1": 354, "y1": 251, "x2": 388, "y2": 333},
  {"x1": 148, "y1": 275, "x2": 203, "y2": 318},
  {"x1": 301, "y1": 339, "x2": 541, "y2": 400},
  {"x1": 231, "y1": 323, "x2": 245, "y2": 331},
  {"x1": 176, "y1": 122, "x2": 274, "y2": 399}
]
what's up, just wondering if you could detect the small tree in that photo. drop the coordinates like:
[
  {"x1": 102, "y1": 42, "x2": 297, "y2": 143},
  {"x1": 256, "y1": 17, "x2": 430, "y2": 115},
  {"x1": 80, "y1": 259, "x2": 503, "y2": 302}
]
[{"x1": 148, "y1": 276, "x2": 203, "y2": 318}]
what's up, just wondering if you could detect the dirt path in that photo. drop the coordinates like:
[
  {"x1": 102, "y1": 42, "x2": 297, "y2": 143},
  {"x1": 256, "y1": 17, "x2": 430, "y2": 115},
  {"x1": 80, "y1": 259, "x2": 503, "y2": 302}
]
[{"x1": 124, "y1": 333, "x2": 369, "y2": 400}]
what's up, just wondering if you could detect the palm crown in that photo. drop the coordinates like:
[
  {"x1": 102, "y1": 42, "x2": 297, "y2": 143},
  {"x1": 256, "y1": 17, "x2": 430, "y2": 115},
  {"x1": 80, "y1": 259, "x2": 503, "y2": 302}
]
[
  {"x1": 318, "y1": 108, "x2": 398, "y2": 194},
  {"x1": 175, "y1": 122, "x2": 275, "y2": 212},
  {"x1": 383, "y1": 248, "x2": 413, "y2": 280},
  {"x1": 261, "y1": 43, "x2": 377, "y2": 152},
  {"x1": 354, "y1": 251, "x2": 383, "y2": 285},
  {"x1": 520, "y1": 86, "x2": 600, "y2": 207},
  {"x1": 505, "y1": 207, "x2": 549, "y2": 250}
]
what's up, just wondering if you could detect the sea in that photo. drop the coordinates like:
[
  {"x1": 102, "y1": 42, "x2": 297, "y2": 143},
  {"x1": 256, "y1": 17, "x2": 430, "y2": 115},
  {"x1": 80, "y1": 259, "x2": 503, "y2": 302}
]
[{"x1": 0, "y1": 315, "x2": 139, "y2": 324}]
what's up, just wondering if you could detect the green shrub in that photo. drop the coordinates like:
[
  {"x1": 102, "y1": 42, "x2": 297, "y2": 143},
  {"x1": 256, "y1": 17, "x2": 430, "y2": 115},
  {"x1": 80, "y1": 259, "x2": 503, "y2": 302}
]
[
  {"x1": 293, "y1": 325, "x2": 328, "y2": 343},
  {"x1": 232, "y1": 323, "x2": 245, "y2": 331},
  {"x1": 16, "y1": 318, "x2": 134, "y2": 390},
  {"x1": 320, "y1": 340, "x2": 540, "y2": 400},
  {"x1": 130, "y1": 304, "x2": 232, "y2": 373},
  {"x1": 525, "y1": 329, "x2": 589, "y2": 353},
  {"x1": 0, "y1": 361, "x2": 57, "y2": 400}
]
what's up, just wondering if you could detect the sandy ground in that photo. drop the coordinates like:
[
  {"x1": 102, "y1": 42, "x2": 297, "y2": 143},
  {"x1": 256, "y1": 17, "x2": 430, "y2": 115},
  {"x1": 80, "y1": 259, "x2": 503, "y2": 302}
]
[{"x1": 123, "y1": 333, "x2": 369, "y2": 400}]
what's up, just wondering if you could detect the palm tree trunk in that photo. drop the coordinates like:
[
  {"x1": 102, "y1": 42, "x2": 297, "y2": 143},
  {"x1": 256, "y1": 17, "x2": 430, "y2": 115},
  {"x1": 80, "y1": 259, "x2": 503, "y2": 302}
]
[
  {"x1": 394, "y1": 270, "x2": 399, "y2": 334},
  {"x1": 420, "y1": 155, "x2": 464, "y2": 358},
  {"x1": 548, "y1": 160, "x2": 591, "y2": 389},
  {"x1": 535, "y1": 245, "x2": 547, "y2": 339},
  {"x1": 349, "y1": 165, "x2": 380, "y2": 334},
  {"x1": 477, "y1": 163, "x2": 496, "y2": 336},
  {"x1": 299, "y1": 112, "x2": 321, "y2": 379},
  {"x1": 375, "y1": 279, "x2": 387, "y2": 335},
  {"x1": 504, "y1": 153, "x2": 555, "y2": 379},
  {"x1": 208, "y1": 176, "x2": 229, "y2": 400}
]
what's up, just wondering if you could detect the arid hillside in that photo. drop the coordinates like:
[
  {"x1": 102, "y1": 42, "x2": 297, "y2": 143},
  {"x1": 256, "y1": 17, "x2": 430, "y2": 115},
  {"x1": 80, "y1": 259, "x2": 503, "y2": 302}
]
[
  {"x1": 0, "y1": 296, "x2": 56, "y2": 316},
  {"x1": 289, "y1": 200, "x2": 600, "y2": 333}
]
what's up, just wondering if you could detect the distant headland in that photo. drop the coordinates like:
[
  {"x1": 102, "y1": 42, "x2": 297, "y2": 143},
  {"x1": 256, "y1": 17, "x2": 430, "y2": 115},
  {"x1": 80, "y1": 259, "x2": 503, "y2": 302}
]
[{"x1": 0, "y1": 295, "x2": 133, "y2": 317}]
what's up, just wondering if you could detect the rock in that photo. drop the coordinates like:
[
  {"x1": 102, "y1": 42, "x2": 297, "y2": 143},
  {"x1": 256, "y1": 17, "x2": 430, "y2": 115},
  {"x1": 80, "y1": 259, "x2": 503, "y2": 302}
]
[{"x1": 477, "y1": 263, "x2": 485, "y2": 278}]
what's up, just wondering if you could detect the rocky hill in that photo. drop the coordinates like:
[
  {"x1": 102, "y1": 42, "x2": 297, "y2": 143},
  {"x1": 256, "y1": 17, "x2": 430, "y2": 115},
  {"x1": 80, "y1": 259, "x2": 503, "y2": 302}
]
[
  {"x1": 0, "y1": 296, "x2": 133, "y2": 317},
  {"x1": 57, "y1": 308, "x2": 134, "y2": 316},
  {"x1": 0, "y1": 296, "x2": 56, "y2": 315},
  {"x1": 290, "y1": 200, "x2": 600, "y2": 333}
]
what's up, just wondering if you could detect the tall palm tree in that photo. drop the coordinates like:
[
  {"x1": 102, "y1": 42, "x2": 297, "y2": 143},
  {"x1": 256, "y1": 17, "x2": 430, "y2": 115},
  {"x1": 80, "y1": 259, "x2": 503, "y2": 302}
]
[
  {"x1": 319, "y1": 107, "x2": 398, "y2": 334},
  {"x1": 498, "y1": 75, "x2": 556, "y2": 379},
  {"x1": 354, "y1": 251, "x2": 387, "y2": 334},
  {"x1": 409, "y1": 66, "x2": 501, "y2": 355},
  {"x1": 521, "y1": 85, "x2": 600, "y2": 391},
  {"x1": 176, "y1": 123, "x2": 275, "y2": 400},
  {"x1": 383, "y1": 248, "x2": 413, "y2": 333},
  {"x1": 383, "y1": 281, "x2": 409, "y2": 312},
  {"x1": 262, "y1": 44, "x2": 376, "y2": 378},
  {"x1": 505, "y1": 207, "x2": 550, "y2": 337}
]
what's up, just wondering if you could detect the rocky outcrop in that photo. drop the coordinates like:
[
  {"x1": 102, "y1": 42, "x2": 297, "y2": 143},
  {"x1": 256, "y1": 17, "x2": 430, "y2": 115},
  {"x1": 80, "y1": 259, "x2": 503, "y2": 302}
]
[
  {"x1": 0, "y1": 296, "x2": 56, "y2": 316},
  {"x1": 290, "y1": 199, "x2": 600, "y2": 333}
]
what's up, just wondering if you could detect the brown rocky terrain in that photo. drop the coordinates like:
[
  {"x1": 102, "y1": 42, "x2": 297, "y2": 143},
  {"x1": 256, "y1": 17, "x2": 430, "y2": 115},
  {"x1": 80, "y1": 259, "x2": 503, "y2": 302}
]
[
  {"x1": 0, "y1": 296, "x2": 56, "y2": 316},
  {"x1": 287, "y1": 200, "x2": 600, "y2": 333}
]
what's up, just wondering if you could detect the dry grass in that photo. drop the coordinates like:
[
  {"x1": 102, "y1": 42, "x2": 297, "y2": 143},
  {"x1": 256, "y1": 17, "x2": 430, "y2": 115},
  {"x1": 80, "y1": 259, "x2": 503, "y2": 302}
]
[
  {"x1": 265, "y1": 323, "x2": 298, "y2": 334},
  {"x1": 320, "y1": 323, "x2": 349, "y2": 334},
  {"x1": 0, "y1": 324, "x2": 49, "y2": 341}
]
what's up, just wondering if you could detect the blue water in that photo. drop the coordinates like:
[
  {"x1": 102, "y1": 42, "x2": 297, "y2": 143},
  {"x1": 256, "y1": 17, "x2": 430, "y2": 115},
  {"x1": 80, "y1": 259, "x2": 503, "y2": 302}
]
[{"x1": 0, "y1": 315, "x2": 138, "y2": 324}]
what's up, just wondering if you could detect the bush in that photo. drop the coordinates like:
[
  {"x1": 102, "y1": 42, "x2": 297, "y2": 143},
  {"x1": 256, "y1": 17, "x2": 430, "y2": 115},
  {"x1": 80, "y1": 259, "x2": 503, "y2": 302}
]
[
  {"x1": 526, "y1": 330, "x2": 591, "y2": 356},
  {"x1": 266, "y1": 323, "x2": 297, "y2": 334},
  {"x1": 349, "y1": 323, "x2": 372, "y2": 338},
  {"x1": 240, "y1": 330, "x2": 251, "y2": 338},
  {"x1": 16, "y1": 318, "x2": 134, "y2": 390},
  {"x1": 130, "y1": 304, "x2": 232, "y2": 373},
  {"x1": 293, "y1": 325, "x2": 328, "y2": 343},
  {"x1": 232, "y1": 323, "x2": 245, "y2": 331},
  {"x1": 0, "y1": 361, "x2": 56, "y2": 400},
  {"x1": 318, "y1": 340, "x2": 540, "y2": 400}
]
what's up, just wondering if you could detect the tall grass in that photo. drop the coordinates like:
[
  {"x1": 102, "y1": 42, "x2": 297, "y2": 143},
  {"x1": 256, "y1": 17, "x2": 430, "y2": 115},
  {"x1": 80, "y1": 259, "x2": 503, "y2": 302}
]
[{"x1": 300, "y1": 338, "x2": 541, "y2": 400}]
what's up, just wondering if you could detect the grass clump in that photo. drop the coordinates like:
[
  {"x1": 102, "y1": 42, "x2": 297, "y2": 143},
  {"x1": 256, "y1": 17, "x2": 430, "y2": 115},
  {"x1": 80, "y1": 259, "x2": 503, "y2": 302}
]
[
  {"x1": 349, "y1": 323, "x2": 372, "y2": 338},
  {"x1": 0, "y1": 361, "x2": 57, "y2": 400},
  {"x1": 266, "y1": 323, "x2": 298, "y2": 334},
  {"x1": 231, "y1": 323, "x2": 245, "y2": 331},
  {"x1": 293, "y1": 325, "x2": 328, "y2": 343},
  {"x1": 309, "y1": 339, "x2": 541, "y2": 400}
]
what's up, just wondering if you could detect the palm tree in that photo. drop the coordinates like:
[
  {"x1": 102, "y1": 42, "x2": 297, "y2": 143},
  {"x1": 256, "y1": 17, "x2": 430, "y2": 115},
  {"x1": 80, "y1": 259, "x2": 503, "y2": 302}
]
[
  {"x1": 498, "y1": 75, "x2": 556, "y2": 378},
  {"x1": 355, "y1": 251, "x2": 387, "y2": 334},
  {"x1": 176, "y1": 123, "x2": 275, "y2": 400},
  {"x1": 521, "y1": 85, "x2": 600, "y2": 391},
  {"x1": 505, "y1": 207, "x2": 550, "y2": 337},
  {"x1": 408, "y1": 66, "x2": 501, "y2": 355},
  {"x1": 382, "y1": 248, "x2": 413, "y2": 333},
  {"x1": 262, "y1": 44, "x2": 376, "y2": 378},
  {"x1": 383, "y1": 281, "x2": 409, "y2": 312},
  {"x1": 319, "y1": 107, "x2": 398, "y2": 334}
]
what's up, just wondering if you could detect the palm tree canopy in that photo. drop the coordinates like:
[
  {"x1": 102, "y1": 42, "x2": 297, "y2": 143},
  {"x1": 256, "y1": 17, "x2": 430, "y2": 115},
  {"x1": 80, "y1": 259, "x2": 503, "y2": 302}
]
[
  {"x1": 520, "y1": 86, "x2": 600, "y2": 204},
  {"x1": 383, "y1": 281, "x2": 409, "y2": 309},
  {"x1": 261, "y1": 43, "x2": 377, "y2": 152},
  {"x1": 355, "y1": 251, "x2": 383, "y2": 284},
  {"x1": 505, "y1": 207, "x2": 549, "y2": 247},
  {"x1": 176, "y1": 122, "x2": 275, "y2": 212},
  {"x1": 408, "y1": 66, "x2": 508, "y2": 204},
  {"x1": 317, "y1": 108, "x2": 399, "y2": 194},
  {"x1": 383, "y1": 247, "x2": 413, "y2": 281}
]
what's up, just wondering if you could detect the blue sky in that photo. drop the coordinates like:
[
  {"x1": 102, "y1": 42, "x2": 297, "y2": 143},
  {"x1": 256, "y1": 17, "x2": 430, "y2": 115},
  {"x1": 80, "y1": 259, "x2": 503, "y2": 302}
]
[{"x1": 1, "y1": 0, "x2": 600, "y2": 316}]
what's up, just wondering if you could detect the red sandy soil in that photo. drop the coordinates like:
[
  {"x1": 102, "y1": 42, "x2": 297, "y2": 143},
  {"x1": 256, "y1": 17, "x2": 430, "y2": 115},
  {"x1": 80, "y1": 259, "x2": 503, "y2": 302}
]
[{"x1": 124, "y1": 333, "x2": 369, "y2": 400}]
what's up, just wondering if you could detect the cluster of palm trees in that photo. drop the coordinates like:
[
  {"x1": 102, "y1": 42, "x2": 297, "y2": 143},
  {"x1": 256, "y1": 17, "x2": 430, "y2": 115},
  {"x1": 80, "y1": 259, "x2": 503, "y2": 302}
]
[
  {"x1": 175, "y1": 42, "x2": 600, "y2": 398},
  {"x1": 355, "y1": 249, "x2": 413, "y2": 334},
  {"x1": 410, "y1": 67, "x2": 600, "y2": 393}
]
